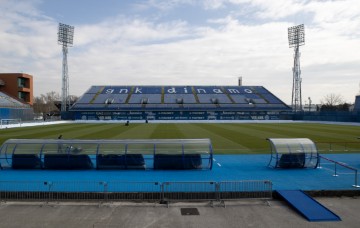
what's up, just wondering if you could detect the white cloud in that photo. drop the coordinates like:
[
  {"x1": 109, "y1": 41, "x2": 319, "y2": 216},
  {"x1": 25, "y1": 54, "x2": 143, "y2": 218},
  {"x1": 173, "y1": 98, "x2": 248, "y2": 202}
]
[{"x1": 1, "y1": 0, "x2": 360, "y2": 105}]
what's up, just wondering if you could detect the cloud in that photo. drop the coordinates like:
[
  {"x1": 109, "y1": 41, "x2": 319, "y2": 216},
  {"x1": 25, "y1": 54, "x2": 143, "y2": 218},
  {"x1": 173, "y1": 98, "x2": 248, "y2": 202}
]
[{"x1": 1, "y1": 0, "x2": 359, "y2": 105}]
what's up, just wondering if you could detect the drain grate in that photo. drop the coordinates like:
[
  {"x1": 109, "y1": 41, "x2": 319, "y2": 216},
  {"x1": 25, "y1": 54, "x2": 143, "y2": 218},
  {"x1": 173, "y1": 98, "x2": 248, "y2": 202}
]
[{"x1": 181, "y1": 208, "x2": 200, "y2": 216}]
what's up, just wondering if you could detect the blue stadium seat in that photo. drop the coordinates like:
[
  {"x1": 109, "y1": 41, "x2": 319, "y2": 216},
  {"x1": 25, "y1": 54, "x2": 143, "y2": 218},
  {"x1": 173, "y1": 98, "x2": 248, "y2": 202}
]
[
  {"x1": 44, "y1": 154, "x2": 93, "y2": 169},
  {"x1": 86, "y1": 86, "x2": 103, "y2": 94},
  {"x1": 279, "y1": 153, "x2": 305, "y2": 168},
  {"x1": 154, "y1": 154, "x2": 202, "y2": 170},
  {"x1": 12, "y1": 154, "x2": 42, "y2": 169},
  {"x1": 96, "y1": 154, "x2": 145, "y2": 169}
]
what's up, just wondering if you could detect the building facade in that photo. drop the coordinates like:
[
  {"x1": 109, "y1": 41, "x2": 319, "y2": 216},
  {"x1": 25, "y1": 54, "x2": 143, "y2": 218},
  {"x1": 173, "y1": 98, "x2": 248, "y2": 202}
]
[{"x1": 0, "y1": 73, "x2": 33, "y2": 105}]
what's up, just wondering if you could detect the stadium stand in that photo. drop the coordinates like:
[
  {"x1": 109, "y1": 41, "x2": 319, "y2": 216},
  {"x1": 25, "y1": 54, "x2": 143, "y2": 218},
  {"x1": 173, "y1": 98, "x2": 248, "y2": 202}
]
[
  {"x1": 0, "y1": 91, "x2": 33, "y2": 120},
  {"x1": 70, "y1": 85, "x2": 291, "y2": 120},
  {"x1": 0, "y1": 92, "x2": 29, "y2": 108},
  {"x1": 354, "y1": 95, "x2": 360, "y2": 112}
]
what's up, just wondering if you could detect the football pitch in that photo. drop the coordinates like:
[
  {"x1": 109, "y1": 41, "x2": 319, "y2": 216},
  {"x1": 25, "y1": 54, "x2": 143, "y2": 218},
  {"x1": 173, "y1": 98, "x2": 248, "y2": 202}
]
[{"x1": 0, "y1": 122, "x2": 359, "y2": 154}]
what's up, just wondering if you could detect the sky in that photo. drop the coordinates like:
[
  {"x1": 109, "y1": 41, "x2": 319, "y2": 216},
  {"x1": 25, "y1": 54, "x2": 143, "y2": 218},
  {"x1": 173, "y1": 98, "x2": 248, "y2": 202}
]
[{"x1": 1, "y1": 0, "x2": 360, "y2": 104}]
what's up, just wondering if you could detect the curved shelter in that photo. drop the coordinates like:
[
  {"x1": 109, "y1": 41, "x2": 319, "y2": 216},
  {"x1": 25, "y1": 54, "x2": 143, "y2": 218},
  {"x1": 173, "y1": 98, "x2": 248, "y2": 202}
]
[
  {"x1": 0, "y1": 139, "x2": 213, "y2": 170},
  {"x1": 267, "y1": 138, "x2": 319, "y2": 169}
]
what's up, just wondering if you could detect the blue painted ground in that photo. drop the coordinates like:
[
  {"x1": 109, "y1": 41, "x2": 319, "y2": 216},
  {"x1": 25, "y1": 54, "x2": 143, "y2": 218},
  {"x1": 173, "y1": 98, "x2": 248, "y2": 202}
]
[{"x1": 0, "y1": 154, "x2": 360, "y2": 191}]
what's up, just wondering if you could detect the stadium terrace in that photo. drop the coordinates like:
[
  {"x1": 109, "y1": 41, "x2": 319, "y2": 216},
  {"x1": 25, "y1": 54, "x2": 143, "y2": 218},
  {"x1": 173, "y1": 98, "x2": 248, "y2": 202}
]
[{"x1": 70, "y1": 85, "x2": 291, "y2": 121}]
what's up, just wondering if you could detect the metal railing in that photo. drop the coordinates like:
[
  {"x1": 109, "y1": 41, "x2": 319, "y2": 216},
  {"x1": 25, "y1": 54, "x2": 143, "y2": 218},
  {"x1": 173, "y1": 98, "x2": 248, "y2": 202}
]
[
  {"x1": 318, "y1": 155, "x2": 360, "y2": 188},
  {"x1": 316, "y1": 142, "x2": 360, "y2": 153},
  {"x1": 0, "y1": 180, "x2": 272, "y2": 202}
]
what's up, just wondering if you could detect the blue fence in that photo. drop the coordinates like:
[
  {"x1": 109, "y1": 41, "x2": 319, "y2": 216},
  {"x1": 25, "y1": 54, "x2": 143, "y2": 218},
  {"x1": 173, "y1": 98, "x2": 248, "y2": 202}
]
[{"x1": 0, "y1": 108, "x2": 33, "y2": 120}]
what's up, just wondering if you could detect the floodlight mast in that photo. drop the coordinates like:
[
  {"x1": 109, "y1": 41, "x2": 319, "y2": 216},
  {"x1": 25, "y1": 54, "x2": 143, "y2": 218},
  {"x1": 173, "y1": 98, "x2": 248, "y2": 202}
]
[
  {"x1": 58, "y1": 23, "x2": 74, "y2": 112},
  {"x1": 288, "y1": 24, "x2": 305, "y2": 112}
]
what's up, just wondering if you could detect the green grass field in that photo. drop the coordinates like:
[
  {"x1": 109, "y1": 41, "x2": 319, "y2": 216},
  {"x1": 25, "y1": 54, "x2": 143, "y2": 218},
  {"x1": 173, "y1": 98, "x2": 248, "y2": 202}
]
[{"x1": 1, "y1": 122, "x2": 360, "y2": 154}]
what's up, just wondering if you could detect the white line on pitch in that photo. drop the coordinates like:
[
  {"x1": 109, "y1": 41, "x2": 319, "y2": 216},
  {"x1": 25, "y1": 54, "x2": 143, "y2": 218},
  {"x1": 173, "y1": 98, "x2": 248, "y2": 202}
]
[
  {"x1": 213, "y1": 158, "x2": 217, "y2": 161},
  {"x1": 217, "y1": 162, "x2": 221, "y2": 167}
]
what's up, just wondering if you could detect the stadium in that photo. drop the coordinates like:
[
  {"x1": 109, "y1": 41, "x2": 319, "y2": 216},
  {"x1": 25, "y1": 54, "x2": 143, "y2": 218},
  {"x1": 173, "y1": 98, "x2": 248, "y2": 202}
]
[
  {"x1": 1, "y1": 40, "x2": 360, "y2": 228},
  {"x1": 1, "y1": 4, "x2": 360, "y2": 227}
]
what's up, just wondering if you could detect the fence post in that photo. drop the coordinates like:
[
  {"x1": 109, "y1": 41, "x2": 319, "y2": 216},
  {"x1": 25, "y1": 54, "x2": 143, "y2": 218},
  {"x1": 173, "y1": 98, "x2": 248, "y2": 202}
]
[
  {"x1": 100, "y1": 181, "x2": 108, "y2": 202},
  {"x1": 353, "y1": 170, "x2": 360, "y2": 188},
  {"x1": 216, "y1": 182, "x2": 220, "y2": 201},
  {"x1": 45, "y1": 181, "x2": 53, "y2": 202},
  {"x1": 160, "y1": 183, "x2": 165, "y2": 202},
  {"x1": 333, "y1": 163, "x2": 338, "y2": 177}
]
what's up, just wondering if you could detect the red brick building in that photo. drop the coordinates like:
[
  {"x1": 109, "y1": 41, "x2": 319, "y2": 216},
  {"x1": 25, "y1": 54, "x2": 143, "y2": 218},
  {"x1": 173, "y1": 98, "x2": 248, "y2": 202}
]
[{"x1": 0, "y1": 73, "x2": 33, "y2": 106}]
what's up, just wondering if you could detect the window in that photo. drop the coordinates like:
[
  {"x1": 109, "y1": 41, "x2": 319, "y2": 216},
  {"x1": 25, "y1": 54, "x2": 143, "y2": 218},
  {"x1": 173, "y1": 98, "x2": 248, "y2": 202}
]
[
  {"x1": 17, "y1": 77, "x2": 27, "y2": 88},
  {"x1": 18, "y1": 91, "x2": 28, "y2": 101}
]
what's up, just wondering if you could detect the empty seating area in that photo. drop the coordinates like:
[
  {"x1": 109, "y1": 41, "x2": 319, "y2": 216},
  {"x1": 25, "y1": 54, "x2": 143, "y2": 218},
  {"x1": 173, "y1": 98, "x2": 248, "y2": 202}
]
[
  {"x1": 197, "y1": 94, "x2": 232, "y2": 104},
  {"x1": 69, "y1": 85, "x2": 291, "y2": 120},
  {"x1": 0, "y1": 139, "x2": 213, "y2": 170},
  {"x1": 129, "y1": 94, "x2": 161, "y2": 104},
  {"x1": 0, "y1": 92, "x2": 29, "y2": 108},
  {"x1": 72, "y1": 85, "x2": 288, "y2": 108},
  {"x1": 164, "y1": 94, "x2": 196, "y2": 104}
]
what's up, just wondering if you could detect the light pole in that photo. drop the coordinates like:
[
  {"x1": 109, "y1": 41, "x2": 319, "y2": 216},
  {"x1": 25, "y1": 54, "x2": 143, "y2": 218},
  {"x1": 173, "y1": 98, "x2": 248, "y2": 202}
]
[
  {"x1": 58, "y1": 23, "x2": 74, "y2": 112},
  {"x1": 288, "y1": 24, "x2": 305, "y2": 112}
]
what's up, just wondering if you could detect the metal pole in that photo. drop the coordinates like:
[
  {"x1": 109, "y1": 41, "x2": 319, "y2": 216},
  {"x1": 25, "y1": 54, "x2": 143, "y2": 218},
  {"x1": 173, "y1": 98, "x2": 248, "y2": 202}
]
[
  {"x1": 61, "y1": 45, "x2": 69, "y2": 112},
  {"x1": 353, "y1": 170, "x2": 360, "y2": 188},
  {"x1": 333, "y1": 163, "x2": 338, "y2": 177}
]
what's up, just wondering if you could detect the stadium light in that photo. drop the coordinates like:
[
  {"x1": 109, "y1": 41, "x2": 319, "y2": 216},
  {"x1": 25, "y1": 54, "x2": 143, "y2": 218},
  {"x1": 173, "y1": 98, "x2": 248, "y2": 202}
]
[
  {"x1": 288, "y1": 24, "x2": 305, "y2": 112},
  {"x1": 288, "y1": 24, "x2": 305, "y2": 48},
  {"x1": 58, "y1": 23, "x2": 74, "y2": 47},
  {"x1": 58, "y1": 23, "x2": 74, "y2": 112}
]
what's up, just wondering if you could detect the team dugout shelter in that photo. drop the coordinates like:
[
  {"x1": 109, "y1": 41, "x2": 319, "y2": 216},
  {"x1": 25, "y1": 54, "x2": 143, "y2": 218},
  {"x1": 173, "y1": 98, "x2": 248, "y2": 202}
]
[
  {"x1": 0, "y1": 138, "x2": 213, "y2": 170},
  {"x1": 267, "y1": 138, "x2": 319, "y2": 169},
  {"x1": 69, "y1": 85, "x2": 291, "y2": 121}
]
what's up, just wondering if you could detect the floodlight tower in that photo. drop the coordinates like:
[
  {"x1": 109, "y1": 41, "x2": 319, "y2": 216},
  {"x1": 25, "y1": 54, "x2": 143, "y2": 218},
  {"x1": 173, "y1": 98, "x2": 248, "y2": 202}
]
[
  {"x1": 288, "y1": 24, "x2": 305, "y2": 112},
  {"x1": 58, "y1": 23, "x2": 74, "y2": 112}
]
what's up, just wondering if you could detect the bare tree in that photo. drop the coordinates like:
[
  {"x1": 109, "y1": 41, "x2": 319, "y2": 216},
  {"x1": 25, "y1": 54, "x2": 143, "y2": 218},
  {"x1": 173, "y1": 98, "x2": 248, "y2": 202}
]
[
  {"x1": 320, "y1": 93, "x2": 344, "y2": 106},
  {"x1": 68, "y1": 95, "x2": 79, "y2": 104},
  {"x1": 320, "y1": 93, "x2": 349, "y2": 111},
  {"x1": 33, "y1": 91, "x2": 61, "y2": 115}
]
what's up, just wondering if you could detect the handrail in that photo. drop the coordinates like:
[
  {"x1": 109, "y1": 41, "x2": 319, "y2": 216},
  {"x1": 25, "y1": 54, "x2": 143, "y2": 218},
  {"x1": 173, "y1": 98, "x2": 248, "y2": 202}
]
[
  {"x1": 315, "y1": 141, "x2": 360, "y2": 152},
  {"x1": 319, "y1": 155, "x2": 359, "y2": 188}
]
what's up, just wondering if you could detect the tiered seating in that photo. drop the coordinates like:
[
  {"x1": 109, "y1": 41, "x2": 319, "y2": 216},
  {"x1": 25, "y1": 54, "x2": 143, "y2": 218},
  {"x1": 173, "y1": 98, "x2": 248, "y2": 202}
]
[
  {"x1": 76, "y1": 94, "x2": 95, "y2": 104},
  {"x1": 0, "y1": 92, "x2": 28, "y2": 108},
  {"x1": 164, "y1": 94, "x2": 196, "y2": 103},
  {"x1": 129, "y1": 94, "x2": 161, "y2": 104},
  {"x1": 197, "y1": 94, "x2": 232, "y2": 104},
  {"x1": 70, "y1": 85, "x2": 290, "y2": 112}
]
